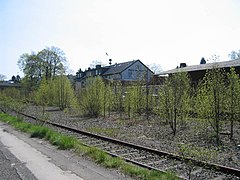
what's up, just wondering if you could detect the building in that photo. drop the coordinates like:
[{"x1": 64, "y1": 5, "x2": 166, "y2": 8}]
[
  {"x1": 158, "y1": 58, "x2": 240, "y2": 85},
  {"x1": 0, "y1": 81, "x2": 21, "y2": 90},
  {"x1": 76, "y1": 60, "x2": 154, "y2": 89}
]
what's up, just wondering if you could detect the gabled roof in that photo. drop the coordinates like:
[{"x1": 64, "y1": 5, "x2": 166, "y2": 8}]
[
  {"x1": 102, "y1": 60, "x2": 138, "y2": 76},
  {"x1": 159, "y1": 59, "x2": 240, "y2": 75}
]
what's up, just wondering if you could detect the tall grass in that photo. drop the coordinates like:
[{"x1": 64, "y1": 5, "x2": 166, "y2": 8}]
[{"x1": 0, "y1": 113, "x2": 177, "y2": 179}]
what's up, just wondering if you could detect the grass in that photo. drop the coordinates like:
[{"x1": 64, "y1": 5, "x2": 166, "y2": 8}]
[{"x1": 0, "y1": 112, "x2": 178, "y2": 179}]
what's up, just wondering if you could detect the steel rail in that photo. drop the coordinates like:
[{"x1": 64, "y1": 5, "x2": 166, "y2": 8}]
[
  {"x1": 4, "y1": 109, "x2": 240, "y2": 178},
  {"x1": 48, "y1": 120, "x2": 240, "y2": 177}
]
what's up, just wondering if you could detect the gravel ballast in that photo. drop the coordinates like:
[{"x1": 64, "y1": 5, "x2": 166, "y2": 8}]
[{"x1": 23, "y1": 105, "x2": 240, "y2": 171}]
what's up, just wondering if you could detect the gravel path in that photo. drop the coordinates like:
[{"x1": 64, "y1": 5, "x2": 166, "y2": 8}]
[{"x1": 24, "y1": 105, "x2": 240, "y2": 170}]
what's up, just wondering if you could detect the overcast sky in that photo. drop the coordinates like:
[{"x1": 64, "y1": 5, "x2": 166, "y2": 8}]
[{"x1": 1, "y1": 0, "x2": 240, "y2": 79}]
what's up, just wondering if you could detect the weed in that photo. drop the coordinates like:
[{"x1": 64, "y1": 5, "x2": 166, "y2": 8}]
[
  {"x1": 30, "y1": 126, "x2": 49, "y2": 138},
  {"x1": 55, "y1": 135, "x2": 77, "y2": 150},
  {"x1": 0, "y1": 113, "x2": 177, "y2": 179},
  {"x1": 15, "y1": 122, "x2": 32, "y2": 132},
  {"x1": 103, "y1": 157, "x2": 123, "y2": 168}
]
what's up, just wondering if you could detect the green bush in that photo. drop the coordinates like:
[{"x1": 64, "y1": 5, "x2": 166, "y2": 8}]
[{"x1": 30, "y1": 126, "x2": 50, "y2": 138}]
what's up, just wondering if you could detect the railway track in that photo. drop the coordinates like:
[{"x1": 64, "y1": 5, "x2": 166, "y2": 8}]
[{"x1": 3, "y1": 109, "x2": 240, "y2": 180}]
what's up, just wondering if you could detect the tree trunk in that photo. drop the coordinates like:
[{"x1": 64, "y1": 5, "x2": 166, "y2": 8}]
[
  {"x1": 173, "y1": 108, "x2": 177, "y2": 136},
  {"x1": 230, "y1": 114, "x2": 234, "y2": 140}
]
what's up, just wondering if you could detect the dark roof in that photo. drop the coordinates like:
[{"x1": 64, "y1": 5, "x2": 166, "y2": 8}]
[
  {"x1": 0, "y1": 82, "x2": 21, "y2": 88},
  {"x1": 159, "y1": 59, "x2": 240, "y2": 75},
  {"x1": 102, "y1": 60, "x2": 137, "y2": 76}
]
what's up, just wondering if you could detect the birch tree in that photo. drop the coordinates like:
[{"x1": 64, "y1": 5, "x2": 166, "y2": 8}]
[
  {"x1": 195, "y1": 67, "x2": 226, "y2": 145},
  {"x1": 159, "y1": 71, "x2": 191, "y2": 136},
  {"x1": 226, "y1": 67, "x2": 240, "y2": 140}
]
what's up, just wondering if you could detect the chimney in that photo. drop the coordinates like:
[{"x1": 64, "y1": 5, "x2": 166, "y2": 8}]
[
  {"x1": 96, "y1": 65, "x2": 101, "y2": 69},
  {"x1": 180, "y1": 63, "x2": 187, "y2": 68},
  {"x1": 200, "y1": 57, "x2": 206, "y2": 64}
]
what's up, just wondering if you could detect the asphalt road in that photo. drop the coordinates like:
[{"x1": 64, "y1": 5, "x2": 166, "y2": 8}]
[{"x1": 0, "y1": 138, "x2": 37, "y2": 180}]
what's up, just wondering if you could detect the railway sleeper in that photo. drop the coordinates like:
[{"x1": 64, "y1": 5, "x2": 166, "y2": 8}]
[
  {"x1": 119, "y1": 151, "x2": 140, "y2": 157},
  {"x1": 88, "y1": 140, "x2": 103, "y2": 145},
  {"x1": 133, "y1": 156, "x2": 147, "y2": 161},
  {"x1": 190, "y1": 167, "x2": 203, "y2": 176},
  {"x1": 138, "y1": 156, "x2": 160, "y2": 164},
  {"x1": 93, "y1": 142, "x2": 110, "y2": 147},
  {"x1": 76, "y1": 136, "x2": 89, "y2": 140},
  {"x1": 112, "y1": 149, "x2": 130, "y2": 154},
  {"x1": 101, "y1": 145, "x2": 119, "y2": 151},
  {"x1": 154, "y1": 159, "x2": 179, "y2": 170},
  {"x1": 163, "y1": 162, "x2": 183, "y2": 171},
  {"x1": 146, "y1": 159, "x2": 167, "y2": 166}
]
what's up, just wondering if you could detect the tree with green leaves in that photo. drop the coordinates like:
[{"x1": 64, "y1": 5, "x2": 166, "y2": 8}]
[
  {"x1": 159, "y1": 71, "x2": 191, "y2": 136},
  {"x1": 102, "y1": 81, "x2": 114, "y2": 118},
  {"x1": 158, "y1": 83, "x2": 171, "y2": 124},
  {"x1": 123, "y1": 85, "x2": 139, "y2": 119},
  {"x1": 18, "y1": 46, "x2": 67, "y2": 92},
  {"x1": 112, "y1": 81, "x2": 124, "y2": 117},
  {"x1": 195, "y1": 66, "x2": 226, "y2": 145},
  {"x1": 52, "y1": 75, "x2": 77, "y2": 110},
  {"x1": 37, "y1": 46, "x2": 67, "y2": 80},
  {"x1": 226, "y1": 67, "x2": 240, "y2": 140},
  {"x1": 35, "y1": 78, "x2": 50, "y2": 116},
  {"x1": 133, "y1": 80, "x2": 146, "y2": 115},
  {"x1": 78, "y1": 77, "x2": 105, "y2": 117},
  {"x1": 18, "y1": 52, "x2": 42, "y2": 91}
]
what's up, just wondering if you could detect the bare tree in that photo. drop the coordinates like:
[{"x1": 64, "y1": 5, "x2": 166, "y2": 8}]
[
  {"x1": 228, "y1": 50, "x2": 240, "y2": 60},
  {"x1": 90, "y1": 60, "x2": 106, "y2": 68},
  {"x1": 147, "y1": 63, "x2": 162, "y2": 74},
  {"x1": 0, "y1": 74, "x2": 6, "y2": 81}
]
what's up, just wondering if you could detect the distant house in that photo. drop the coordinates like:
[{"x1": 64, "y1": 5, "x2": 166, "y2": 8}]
[
  {"x1": 76, "y1": 60, "x2": 154, "y2": 89},
  {"x1": 158, "y1": 58, "x2": 240, "y2": 85},
  {"x1": 0, "y1": 81, "x2": 21, "y2": 90}
]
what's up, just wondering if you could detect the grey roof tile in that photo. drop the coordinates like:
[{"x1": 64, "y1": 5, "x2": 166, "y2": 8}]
[
  {"x1": 159, "y1": 58, "x2": 240, "y2": 75},
  {"x1": 102, "y1": 60, "x2": 137, "y2": 75}
]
